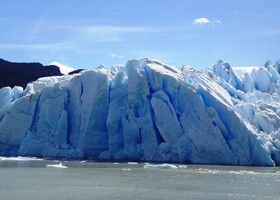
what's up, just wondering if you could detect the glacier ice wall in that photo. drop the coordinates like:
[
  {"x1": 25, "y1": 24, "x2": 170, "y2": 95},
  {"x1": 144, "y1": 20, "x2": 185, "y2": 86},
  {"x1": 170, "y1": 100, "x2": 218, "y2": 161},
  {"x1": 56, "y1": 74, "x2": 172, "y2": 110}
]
[{"x1": 0, "y1": 58, "x2": 280, "y2": 166}]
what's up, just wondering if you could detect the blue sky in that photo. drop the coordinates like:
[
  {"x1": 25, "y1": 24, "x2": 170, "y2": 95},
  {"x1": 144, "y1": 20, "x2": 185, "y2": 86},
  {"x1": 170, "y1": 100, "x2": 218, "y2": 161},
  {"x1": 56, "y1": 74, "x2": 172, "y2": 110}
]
[{"x1": 0, "y1": 0, "x2": 279, "y2": 69}]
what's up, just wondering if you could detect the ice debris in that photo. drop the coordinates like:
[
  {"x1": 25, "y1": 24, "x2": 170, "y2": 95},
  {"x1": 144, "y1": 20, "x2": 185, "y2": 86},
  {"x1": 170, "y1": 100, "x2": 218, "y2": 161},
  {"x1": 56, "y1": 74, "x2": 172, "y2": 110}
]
[
  {"x1": 0, "y1": 156, "x2": 41, "y2": 161},
  {"x1": 46, "y1": 163, "x2": 68, "y2": 169},
  {"x1": 144, "y1": 164, "x2": 178, "y2": 169}
]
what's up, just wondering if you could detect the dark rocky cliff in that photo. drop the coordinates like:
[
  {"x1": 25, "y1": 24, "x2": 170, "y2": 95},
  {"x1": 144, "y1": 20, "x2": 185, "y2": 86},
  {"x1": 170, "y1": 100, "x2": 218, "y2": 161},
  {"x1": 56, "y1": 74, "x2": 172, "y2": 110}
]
[{"x1": 0, "y1": 58, "x2": 62, "y2": 89}]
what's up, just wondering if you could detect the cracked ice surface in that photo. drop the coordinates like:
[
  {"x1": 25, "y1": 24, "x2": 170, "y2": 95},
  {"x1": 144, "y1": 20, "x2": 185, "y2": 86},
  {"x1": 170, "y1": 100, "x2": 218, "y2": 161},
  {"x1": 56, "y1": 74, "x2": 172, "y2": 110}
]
[{"x1": 0, "y1": 58, "x2": 280, "y2": 166}]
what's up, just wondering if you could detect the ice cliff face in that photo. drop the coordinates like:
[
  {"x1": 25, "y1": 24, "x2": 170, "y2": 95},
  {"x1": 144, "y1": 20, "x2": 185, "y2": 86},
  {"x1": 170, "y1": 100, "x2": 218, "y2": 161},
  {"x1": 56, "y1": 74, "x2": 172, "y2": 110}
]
[{"x1": 1, "y1": 58, "x2": 280, "y2": 166}]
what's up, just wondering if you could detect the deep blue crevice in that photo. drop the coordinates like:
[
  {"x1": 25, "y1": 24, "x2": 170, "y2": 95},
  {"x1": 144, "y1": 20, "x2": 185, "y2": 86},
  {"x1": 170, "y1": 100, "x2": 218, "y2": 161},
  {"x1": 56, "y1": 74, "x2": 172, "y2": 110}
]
[
  {"x1": 29, "y1": 94, "x2": 41, "y2": 132},
  {"x1": 224, "y1": 136, "x2": 233, "y2": 151},
  {"x1": 19, "y1": 93, "x2": 42, "y2": 154},
  {"x1": 104, "y1": 78, "x2": 112, "y2": 152},
  {"x1": 196, "y1": 88, "x2": 206, "y2": 107},
  {"x1": 0, "y1": 111, "x2": 5, "y2": 122},
  {"x1": 249, "y1": 137, "x2": 259, "y2": 158},
  {"x1": 65, "y1": 89, "x2": 72, "y2": 146},
  {"x1": 148, "y1": 101, "x2": 165, "y2": 145},
  {"x1": 80, "y1": 81, "x2": 84, "y2": 106},
  {"x1": 143, "y1": 64, "x2": 166, "y2": 145},
  {"x1": 139, "y1": 128, "x2": 142, "y2": 144},
  {"x1": 143, "y1": 65, "x2": 155, "y2": 95},
  {"x1": 185, "y1": 75, "x2": 192, "y2": 84},
  {"x1": 162, "y1": 79, "x2": 186, "y2": 137}
]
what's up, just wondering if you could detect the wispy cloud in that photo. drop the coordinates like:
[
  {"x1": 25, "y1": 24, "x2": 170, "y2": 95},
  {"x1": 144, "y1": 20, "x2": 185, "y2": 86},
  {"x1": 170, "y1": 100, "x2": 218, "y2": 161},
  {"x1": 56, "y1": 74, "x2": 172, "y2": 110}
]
[
  {"x1": 0, "y1": 42, "x2": 74, "y2": 50},
  {"x1": 263, "y1": 30, "x2": 280, "y2": 36},
  {"x1": 193, "y1": 18, "x2": 222, "y2": 27},
  {"x1": 0, "y1": 24, "x2": 170, "y2": 51},
  {"x1": 83, "y1": 25, "x2": 158, "y2": 34},
  {"x1": 0, "y1": 42, "x2": 91, "y2": 56},
  {"x1": 179, "y1": 34, "x2": 195, "y2": 40},
  {"x1": 111, "y1": 53, "x2": 123, "y2": 59},
  {"x1": 247, "y1": 29, "x2": 280, "y2": 37},
  {"x1": 28, "y1": 23, "x2": 171, "y2": 43},
  {"x1": 0, "y1": 20, "x2": 179, "y2": 62},
  {"x1": 213, "y1": 20, "x2": 222, "y2": 25},
  {"x1": 228, "y1": 11, "x2": 239, "y2": 16},
  {"x1": 78, "y1": 25, "x2": 170, "y2": 42}
]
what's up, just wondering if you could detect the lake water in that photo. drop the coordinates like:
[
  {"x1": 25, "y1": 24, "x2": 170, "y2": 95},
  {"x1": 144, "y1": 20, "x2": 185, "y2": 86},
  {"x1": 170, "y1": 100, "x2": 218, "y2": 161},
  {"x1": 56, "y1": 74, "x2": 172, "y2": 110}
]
[{"x1": 1, "y1": 158, "x2": 280, "y2": 200}]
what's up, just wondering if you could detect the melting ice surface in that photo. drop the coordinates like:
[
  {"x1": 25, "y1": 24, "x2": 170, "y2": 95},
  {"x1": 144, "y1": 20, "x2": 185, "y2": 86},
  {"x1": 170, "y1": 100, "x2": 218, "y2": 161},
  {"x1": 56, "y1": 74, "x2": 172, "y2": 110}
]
[
  {"x1": 1, "y1": 58, "x2": 280, "y2": 166},
  {"x1": 0, "y1": 159, "x2": 280, "y2": 200}
]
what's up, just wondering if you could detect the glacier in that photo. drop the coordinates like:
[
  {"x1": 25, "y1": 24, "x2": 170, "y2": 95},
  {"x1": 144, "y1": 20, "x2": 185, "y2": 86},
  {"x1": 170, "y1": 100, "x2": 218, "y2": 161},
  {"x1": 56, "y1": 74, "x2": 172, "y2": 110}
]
[{"x1": 1, "y1": 58, "x2": 280, "y2": 166}]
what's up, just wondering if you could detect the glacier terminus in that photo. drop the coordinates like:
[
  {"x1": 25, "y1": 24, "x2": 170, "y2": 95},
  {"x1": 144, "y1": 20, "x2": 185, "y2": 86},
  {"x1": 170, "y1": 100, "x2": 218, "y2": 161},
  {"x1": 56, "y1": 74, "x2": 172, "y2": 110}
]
[{"x1": 1, "y1": 58, "x2": 280, "y2": 166}]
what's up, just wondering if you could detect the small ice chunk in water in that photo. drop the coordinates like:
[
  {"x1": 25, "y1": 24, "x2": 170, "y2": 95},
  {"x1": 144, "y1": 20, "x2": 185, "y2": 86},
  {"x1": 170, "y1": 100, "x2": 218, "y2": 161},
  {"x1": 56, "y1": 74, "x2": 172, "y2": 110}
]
[
  {"x1": 127, "y1": 162, "x2": 138, "y2": 165},
  {"x1": 178, "y1": 165, "x2": 188, "y2": 169},
  {"x1": 46, "y1": 163, "x2": 68, "y2": 169},
  {"x1": 144, "y1": 164, "x2": 178, "y2": 169}
]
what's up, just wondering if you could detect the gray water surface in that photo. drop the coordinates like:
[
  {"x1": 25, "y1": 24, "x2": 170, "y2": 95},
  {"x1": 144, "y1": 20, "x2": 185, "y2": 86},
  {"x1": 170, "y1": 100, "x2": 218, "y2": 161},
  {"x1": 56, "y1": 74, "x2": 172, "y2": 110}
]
[{"x1": 0, "y1": 159, "x2": 280, "y2": 200}]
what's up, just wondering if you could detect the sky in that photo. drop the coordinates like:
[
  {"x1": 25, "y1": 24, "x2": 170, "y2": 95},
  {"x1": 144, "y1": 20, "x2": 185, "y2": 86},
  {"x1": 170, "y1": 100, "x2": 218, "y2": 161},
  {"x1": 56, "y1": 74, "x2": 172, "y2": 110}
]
[{"x1": 0, "y1": 0, "x2": 280, "y2": 70}]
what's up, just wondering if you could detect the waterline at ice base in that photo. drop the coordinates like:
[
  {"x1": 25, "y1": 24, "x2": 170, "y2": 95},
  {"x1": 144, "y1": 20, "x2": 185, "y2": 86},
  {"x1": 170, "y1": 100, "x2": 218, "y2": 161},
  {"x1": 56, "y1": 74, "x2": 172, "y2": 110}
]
[{"x1": 1, "y1": 58, "x2": 280, "y2": 166}]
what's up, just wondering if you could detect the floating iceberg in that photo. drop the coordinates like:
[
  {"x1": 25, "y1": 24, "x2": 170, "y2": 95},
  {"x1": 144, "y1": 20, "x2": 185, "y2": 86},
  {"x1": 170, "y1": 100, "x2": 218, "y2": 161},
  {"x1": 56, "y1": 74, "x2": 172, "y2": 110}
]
[
  {"x1": 144, "y1": 164, "x2": 178, "y2": 169},
  {"x1": 46, "y1": 163, "x2": 68, "y2": 169},
  {"x1": 0, "y1": 58, "x2": 280, "y2": 166},
  {"x1": 127, "y1": 162, "x2": 139, "y2": 165}
]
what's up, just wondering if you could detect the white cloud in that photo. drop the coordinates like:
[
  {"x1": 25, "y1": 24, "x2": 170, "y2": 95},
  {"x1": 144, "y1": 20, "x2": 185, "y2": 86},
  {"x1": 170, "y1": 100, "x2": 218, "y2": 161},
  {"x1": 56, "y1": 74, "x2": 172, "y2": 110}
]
[
  {"x1": 50, "y1": 61, "x2": 74, "y2": 74},
  {"x1": 193, "y1": 18, "x2": 210, "y2": 25},
  {"x1": 111, "y1": 53, "x2": 123, "y2": 59},
  {"x1": 193, "y1": 18, "x2": 222, "y2": 26},
  {"x1": 214, "y1": 20, "x2": 221, "y2": 24},
  {"x1": 212, "y1": 20, "x2": 222, "y2": 27}
]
